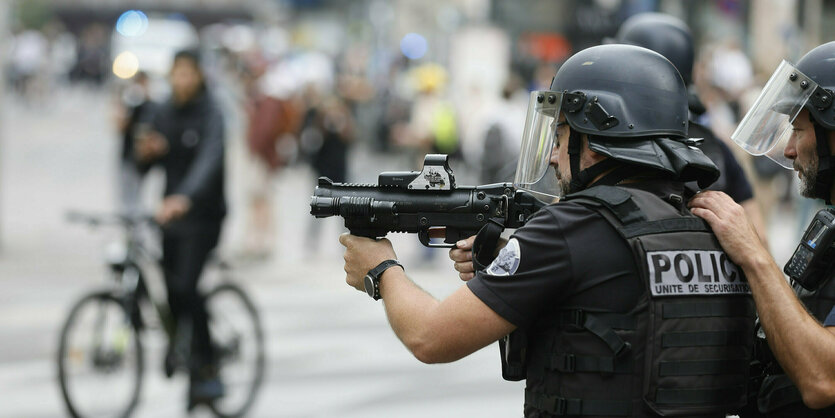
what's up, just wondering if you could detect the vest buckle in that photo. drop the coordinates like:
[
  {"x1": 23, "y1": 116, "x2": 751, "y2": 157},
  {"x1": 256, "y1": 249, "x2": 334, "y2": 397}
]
[
  {"x1": 615, "y1": 341, "x2": 632, "y2": 358},
  {"x1": 568, "y1": 309, "x2": 585, "y2": 329},
  {"x1": 552, "y1": 397, "x2": 567, "y2": 415},
  {"x1": 557, "y1": 353, "x2": 576, "y2": 373}
]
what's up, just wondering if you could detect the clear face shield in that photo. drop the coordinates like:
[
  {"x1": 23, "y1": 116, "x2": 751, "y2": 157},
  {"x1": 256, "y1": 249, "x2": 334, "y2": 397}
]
[
  {"x1": 731, "y1": 60, "x2": 818, "y2": 168},
  {"x1": 513, "y1": 91, "x2": 564, "y2": 201}
]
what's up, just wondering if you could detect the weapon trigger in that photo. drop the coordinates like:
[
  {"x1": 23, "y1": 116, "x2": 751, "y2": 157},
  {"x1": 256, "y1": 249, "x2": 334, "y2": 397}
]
[{"x1": 418, "y1": 229, "x2": 430, "y2": 246}]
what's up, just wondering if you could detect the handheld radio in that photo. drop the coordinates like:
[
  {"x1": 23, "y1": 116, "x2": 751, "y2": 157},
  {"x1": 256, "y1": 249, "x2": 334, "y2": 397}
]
[{"x1": 784, "y1": 208, "x2": 835, "y2": 290}]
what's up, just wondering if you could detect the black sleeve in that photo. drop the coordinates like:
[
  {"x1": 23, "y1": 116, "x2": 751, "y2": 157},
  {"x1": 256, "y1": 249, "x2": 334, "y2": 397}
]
[
  {"x1": 718, "y1": 140, "x2": 754, "y2": 203},
  {"x1": 467, "y1": 208, "x2": 574, "y2": 328},
  {"x1": 175, "y1": 105, "x2": 225, "y2": 201}
]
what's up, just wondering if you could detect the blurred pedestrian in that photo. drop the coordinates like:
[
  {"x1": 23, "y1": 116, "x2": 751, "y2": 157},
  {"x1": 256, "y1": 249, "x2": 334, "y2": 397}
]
[
  {"x1": 115, "y1": 71, "x2": 155, "y2": 215},
  {"x1": 479, "y1": 73, "x2": 528, "y2": 183},
  {"x1": 300, "y1": 84, "x2": 355, "y2": 183},
  {"x1": 241, "y1": 57, "x2": 301, "y2": 259},
  {"x1": 9, "y1": 28, "x2": 48, "y2": 100},
  {"x1": 70, "y1": 24, "x2": 108, "y2": 86},
  {"x1": 300, "y1": 84, "x2": 355, "y2": 251},
  {"x1": 134, "y1": 49, "x2": 227, "y2": 409}
]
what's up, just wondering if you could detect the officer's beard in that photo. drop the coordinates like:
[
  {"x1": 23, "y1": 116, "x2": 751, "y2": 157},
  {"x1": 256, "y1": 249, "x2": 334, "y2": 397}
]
[
  {"x1": 556, "y1": 168, "x2": 570, "y2": 198},
  {"x1": 795, "y1": 157, "x2": 819, "y2": 199}
]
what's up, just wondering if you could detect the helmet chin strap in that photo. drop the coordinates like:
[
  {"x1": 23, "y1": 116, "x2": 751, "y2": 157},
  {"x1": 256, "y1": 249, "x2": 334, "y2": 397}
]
[
  {"x1": 566, "y1": 130, "x2": 634, "y2": 193},
  {"x1": 812, "y1": 123, "x2": 835, "y2": 204}
]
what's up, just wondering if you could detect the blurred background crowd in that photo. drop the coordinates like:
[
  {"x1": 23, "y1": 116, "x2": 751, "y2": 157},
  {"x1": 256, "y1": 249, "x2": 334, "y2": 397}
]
[
  {"x1": 1, "y1": 0, "x2": 834, "y2": 416},
  {"x1": 1, "y1": 0, "x2": 832, "y2": 256}
]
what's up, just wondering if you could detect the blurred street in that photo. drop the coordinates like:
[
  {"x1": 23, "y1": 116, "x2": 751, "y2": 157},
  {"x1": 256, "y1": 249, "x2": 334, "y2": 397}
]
[{"x1": 0, "y1": 87, "x2": 523, "y2": 417}]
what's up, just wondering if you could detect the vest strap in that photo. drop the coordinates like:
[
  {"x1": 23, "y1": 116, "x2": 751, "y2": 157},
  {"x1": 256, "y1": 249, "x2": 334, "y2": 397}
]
[
  {"x1": 550, "y1": 352, "x2": 632, "y2": 374},
  {"x1": 558, "y1": 310, "x2": 636, "y2": 330},
  {"x1": 659, "y1": 359, "x2": 748, "y2": 376},
  {"x1": 525, "y1": 389, "x2": 632, "y2": 416},
  {"x1": 620, "y1": 217, "x2": 710, "y2": 239},
  {"x1": 662, "y1": 301, "x2": 754, "y2": 319},
  {"x1": 565, "y1": 186, "x2": 645, "y2": 225},
  {"x1": 655, "y1": 386, "x2": 745, "y2": 405},
  {"x1": 559, "y1": 310, "x2": 632, "y2": 356},
  {"x1": 662, "y1": 330, "x2": 748, "y2": 348}
]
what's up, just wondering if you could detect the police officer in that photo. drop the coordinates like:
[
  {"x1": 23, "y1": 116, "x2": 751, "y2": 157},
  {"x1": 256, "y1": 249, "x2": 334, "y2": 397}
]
[
  {"x1": 611, "y1": 12, "x2": 767, "y2": 244},
  {"x1": 690, "y1": 42, "x2": 835, "y2": 415},
  {"x1": 340, "y1": 44, "x2": 756, "y2": 417}
]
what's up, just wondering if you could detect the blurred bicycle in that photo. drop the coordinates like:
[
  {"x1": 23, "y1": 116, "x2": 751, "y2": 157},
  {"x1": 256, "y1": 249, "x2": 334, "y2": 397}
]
[{"x1": 57, "y1": 212, "x2": 265, "y2": 418}]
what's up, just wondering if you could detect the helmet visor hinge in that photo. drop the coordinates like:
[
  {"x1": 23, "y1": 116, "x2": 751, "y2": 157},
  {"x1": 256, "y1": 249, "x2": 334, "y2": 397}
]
[
  {"x1": 810, "y1": 86, "x2": 833, "y2": 110},
  {"x1": 562, "y1": 91, "x2": 586, "y2": 113},
  {"x1": 585, "y1": 99, "x2": 620, "y2": 131}
]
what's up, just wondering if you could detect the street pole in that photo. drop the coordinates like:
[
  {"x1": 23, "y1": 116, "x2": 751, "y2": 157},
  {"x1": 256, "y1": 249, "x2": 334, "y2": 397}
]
[{"x1": 0, "y1": 1, "x2": 8, "y2": 252}]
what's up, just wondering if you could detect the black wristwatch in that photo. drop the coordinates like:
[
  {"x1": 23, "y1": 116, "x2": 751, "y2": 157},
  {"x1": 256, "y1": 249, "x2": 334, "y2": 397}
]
[{"x1": 364, "y1": 260, "x2": 404, "y2": 300}]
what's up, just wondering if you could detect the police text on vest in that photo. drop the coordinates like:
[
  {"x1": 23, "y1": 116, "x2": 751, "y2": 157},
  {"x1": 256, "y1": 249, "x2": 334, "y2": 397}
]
[{"x1": 646, "y1": 250, "x2": 750, "y2": 296}]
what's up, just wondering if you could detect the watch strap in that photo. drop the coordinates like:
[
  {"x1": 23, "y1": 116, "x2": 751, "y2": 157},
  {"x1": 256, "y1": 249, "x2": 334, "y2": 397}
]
[{"x1": 365, "y1": 259, "x2": 404, "y2": 300}]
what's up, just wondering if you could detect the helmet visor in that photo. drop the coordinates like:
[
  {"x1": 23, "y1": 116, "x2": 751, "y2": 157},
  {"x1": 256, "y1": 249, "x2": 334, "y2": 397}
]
[
  {"x1": 732, "y1": 60, "x2": 818, "y2": 168},
  {"x1": 514, "y1": 91, "x2": 563, "y2": 200}
]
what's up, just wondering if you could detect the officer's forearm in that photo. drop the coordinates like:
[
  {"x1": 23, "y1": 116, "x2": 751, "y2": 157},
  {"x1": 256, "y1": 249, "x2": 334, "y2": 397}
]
[
  {"x1": 378, "y1": 268, "x2": 444, "y2": 363},
  {"x1": 743, "y1": 255, "x2": 835, "y2": 408},
  {"x1": 378, "y1": 269, "x2": 514, "y2": 364}
]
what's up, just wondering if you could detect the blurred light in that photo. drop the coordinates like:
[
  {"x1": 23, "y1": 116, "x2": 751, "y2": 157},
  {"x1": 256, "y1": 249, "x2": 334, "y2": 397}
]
[
  {"x1": 116, "y1": 10, "x2": 148, "y2": 37},
  {"x1": 113, "y1": 51, "x2": 140, "y2": 79},
  {"x1": 400, "y1": 33, "x2": 428, "y2": 60}
]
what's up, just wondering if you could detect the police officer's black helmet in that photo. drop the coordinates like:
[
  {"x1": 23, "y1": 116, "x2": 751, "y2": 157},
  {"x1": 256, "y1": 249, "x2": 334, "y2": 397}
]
[
  {"x1": 614, "y1": 13, "x2": 694, "y2": 86},
  {"x1": 551, "y1": 44, "x2": 688, "y2": 139},
  {"x1": 550, "y1": 44, "x2": 718, "y2": 190},
  {"x1": 796, "y1": 41, "x2": 835, "y2": 131}
]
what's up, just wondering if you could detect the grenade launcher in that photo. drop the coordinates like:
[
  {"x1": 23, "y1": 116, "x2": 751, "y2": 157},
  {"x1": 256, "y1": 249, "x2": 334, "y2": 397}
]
[{"x1": 309, "y1": 154, "x2": 547, "y2": 248}]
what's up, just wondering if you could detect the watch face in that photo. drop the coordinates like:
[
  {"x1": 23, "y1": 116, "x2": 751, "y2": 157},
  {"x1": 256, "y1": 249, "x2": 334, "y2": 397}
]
[{"x1": 364, "y1": 275, "x2": 375, "y2": 298}]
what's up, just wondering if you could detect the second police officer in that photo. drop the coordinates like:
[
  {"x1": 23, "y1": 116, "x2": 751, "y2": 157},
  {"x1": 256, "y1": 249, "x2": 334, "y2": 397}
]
[
  {"x1": 339, "y1": 44, "x2": 756, "y2": 417},
  {"x1": 690, "y1": 41, "x2": 835, "y2": 416}
]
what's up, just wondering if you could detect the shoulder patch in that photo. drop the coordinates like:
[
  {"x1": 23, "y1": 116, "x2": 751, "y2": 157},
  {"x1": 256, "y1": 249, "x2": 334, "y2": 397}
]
[{"x1": 486, "y1": 238, "x2": 521, "y2": 276}]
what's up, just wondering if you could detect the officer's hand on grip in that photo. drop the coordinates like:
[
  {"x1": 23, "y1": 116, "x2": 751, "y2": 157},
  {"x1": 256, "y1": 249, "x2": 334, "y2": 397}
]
[
  {"x1": 449, "y1": 235, "x2": 476, "y2": 281},
  {"x1": 688, "y1": 191, "x2": 766, "y2": 268},
  {"x1": 339, "y1": 233, "x2": 397, "y2": 292}
]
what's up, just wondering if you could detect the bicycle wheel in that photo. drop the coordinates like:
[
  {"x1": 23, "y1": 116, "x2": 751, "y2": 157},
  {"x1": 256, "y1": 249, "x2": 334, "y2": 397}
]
[
  {"x1": 205, "y1": 283, "x2": 265, "y2": 418},
  {"x1": 58, "y1": 291, "x2": 143, "y2": 418}
]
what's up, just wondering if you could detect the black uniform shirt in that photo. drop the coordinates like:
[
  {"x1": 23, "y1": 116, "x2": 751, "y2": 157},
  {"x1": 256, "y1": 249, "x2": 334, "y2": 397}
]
[{"x1": 467, "y1": 180, "x2": 686, "y2": 329}]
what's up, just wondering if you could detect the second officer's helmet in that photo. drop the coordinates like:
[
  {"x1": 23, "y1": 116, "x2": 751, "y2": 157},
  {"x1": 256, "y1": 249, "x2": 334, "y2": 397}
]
[
  {"x1": 796, "y1": 41, "x2": 835, "y2": 130},
  {"x1": 614, "y1": 13, "x2": 694, "y2": 85},
  {"x1": 514, "y1": 44, "x2": 718, "y2": 198},
  {"x1": 732, "y1": 41, "x2": 835, "y2": 202}
]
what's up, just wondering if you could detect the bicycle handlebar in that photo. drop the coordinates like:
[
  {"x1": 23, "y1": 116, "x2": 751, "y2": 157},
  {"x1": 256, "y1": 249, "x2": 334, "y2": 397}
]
[{"x1": 65, "y1": 211, "x2": 158, "y2": 229}]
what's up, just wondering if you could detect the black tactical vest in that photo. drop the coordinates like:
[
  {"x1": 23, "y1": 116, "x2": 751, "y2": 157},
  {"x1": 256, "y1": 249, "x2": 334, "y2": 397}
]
[
  {"x1": 756, "y1": 274, "x2": 835, "y2": 417},
  {"x1": 522, "y1": 185, "x2": 756, "y2": 417}
]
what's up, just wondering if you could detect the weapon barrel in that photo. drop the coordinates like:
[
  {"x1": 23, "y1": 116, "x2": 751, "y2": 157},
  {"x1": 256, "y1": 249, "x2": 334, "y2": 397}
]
[{"x1": 310, "y1": 195, "x2": 397, "y2": 218}]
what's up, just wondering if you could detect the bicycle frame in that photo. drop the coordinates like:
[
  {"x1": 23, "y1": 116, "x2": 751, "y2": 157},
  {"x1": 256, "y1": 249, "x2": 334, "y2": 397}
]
[{"x1": 73, "y1": 213, "x2": 177, "y2": 342}]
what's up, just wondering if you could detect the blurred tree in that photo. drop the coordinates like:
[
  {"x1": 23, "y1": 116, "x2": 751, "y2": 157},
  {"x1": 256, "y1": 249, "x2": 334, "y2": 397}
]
[{"x1": 14, "y1": 0, "x2": 52, "y2": 30}]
